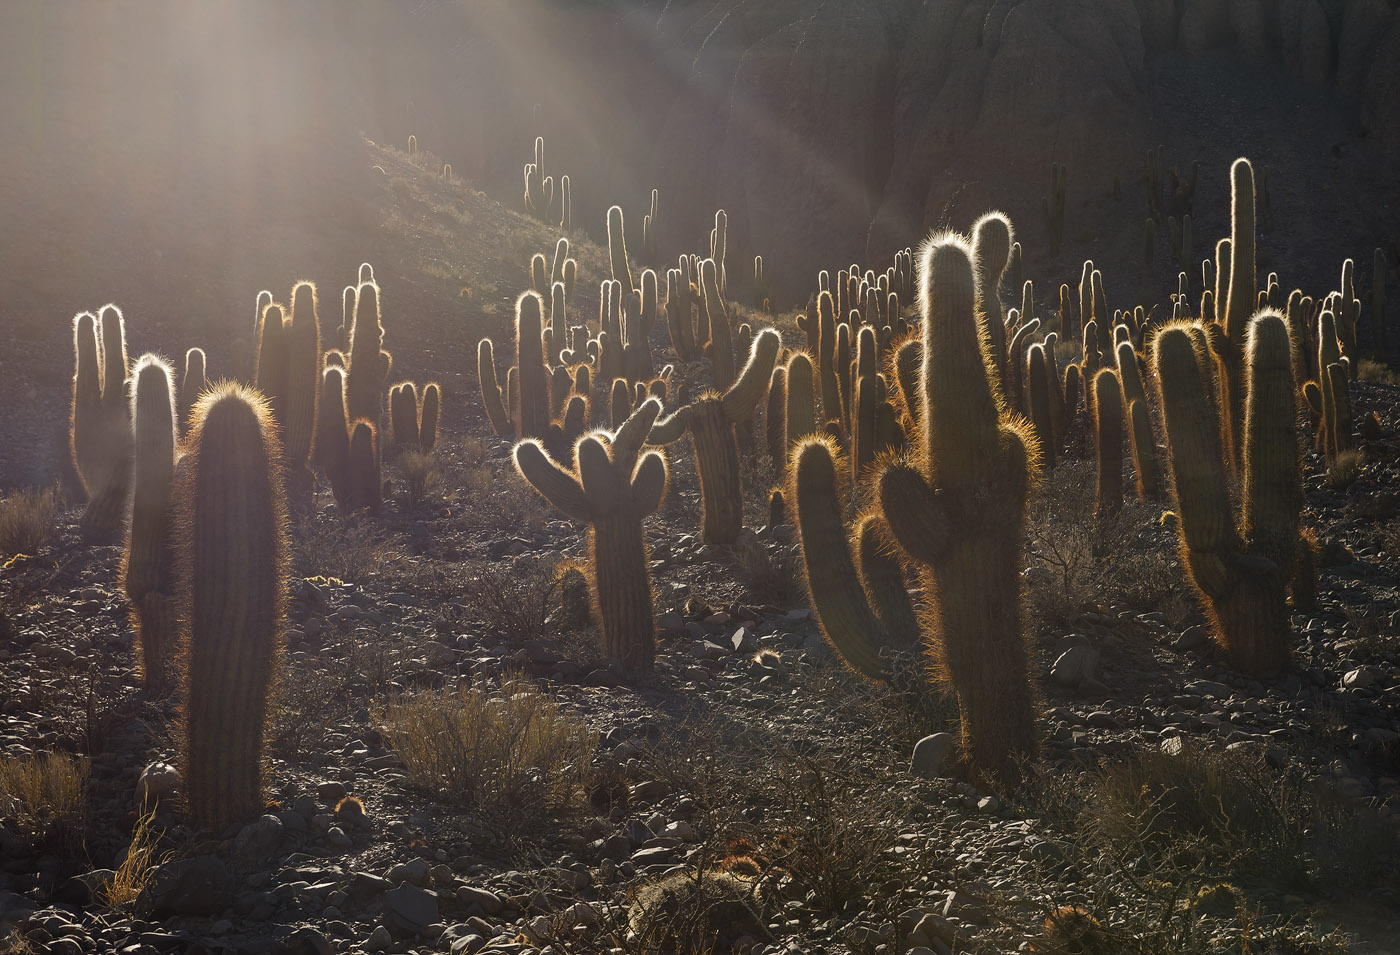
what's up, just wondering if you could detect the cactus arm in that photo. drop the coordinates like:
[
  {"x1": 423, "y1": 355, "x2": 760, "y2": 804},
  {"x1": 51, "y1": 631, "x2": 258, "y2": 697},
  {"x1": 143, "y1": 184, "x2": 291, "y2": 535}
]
[
  {"x1": 613, "y1": 397, "x2": 663, "y2": 473},
  {"x1": 631, "y1": 450, "x2": 668, "y2": 515},
  {"x1": 855, "y1": 512, "x2": 920, "y2": 647},
  {"x1": 876, "y1": 461, "x2": 952, "y2": 566},
  {"x1": 577, "y1": 436, "x2": 621, "y2": 515},
  {"x1": 722, "y1": 328, "x2": 781, "y2": 423},
  {"x1": 648, "y1": 405, "x2": 692, "y2": 445},
  {"x1": 791, "y1": 438, "x2": 891, "y2": 680},
  {"x1": 514, "y1": 439, "x2": 593, "y2": 521}
]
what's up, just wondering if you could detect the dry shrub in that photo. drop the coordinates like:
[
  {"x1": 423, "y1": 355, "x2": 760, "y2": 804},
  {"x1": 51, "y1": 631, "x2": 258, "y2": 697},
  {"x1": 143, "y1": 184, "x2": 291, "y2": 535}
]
[
  {"x1": 398, "y1": 449, "x2": 442, "y2": 505},
  {"x1": 1325, "y1": 448, "x2": 1363, "y2": 489},
  {"x1": 291, "y1": 513, "x2": 407, "y2": 583},
  {"x1": 732, "y1": 535, "x2": 802, "y2": 605},
  {"x1": 457, "y1": 556, "x2": 559, "y2": 645},
  {"x1": 102, "y1": 808, "x2": 172, "y2": 908},
  {"x1": 0, "y1": 487, "x2": 59, "y2": 557},
  {"x1": 452, "y1": 454, "x2": 550, "y2": 536},
  {"x1": 1357, "y1": 359, "x2": 1399, "y2": 386},
  {"x1": 377, "y1": 674, "x2": 596, "y2": 843},
  {"x1": 1026, "y1": 463, "x2": 1188, "y2": 625},
  {"x1": 0, "y1": 751, "x2": 87, "y2": 841}
]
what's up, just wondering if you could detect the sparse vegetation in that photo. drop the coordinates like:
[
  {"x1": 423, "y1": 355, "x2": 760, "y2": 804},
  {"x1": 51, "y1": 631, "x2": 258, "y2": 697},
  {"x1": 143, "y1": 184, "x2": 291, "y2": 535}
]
[
  {"x1": 0, "y1": 487, "x2": 59, "y2": 558},
  {"x1": 0, "y1": 752, "x2": 87, "y2": 841}
]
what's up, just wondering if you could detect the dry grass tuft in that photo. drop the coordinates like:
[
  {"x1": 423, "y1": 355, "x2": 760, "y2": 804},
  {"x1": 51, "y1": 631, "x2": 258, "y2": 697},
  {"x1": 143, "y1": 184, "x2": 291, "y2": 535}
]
[
  {"x1": 102, "y1": 808, "x2": 172, "y2": 908},
  {"x1": 398, "y1": 449, "x2": 442, "y2": 506},
  {"x1": 1357, "y1": 359, "x2": 1399, "y2": 386},
  {"x1": 0, "y1": 751, "x2": 87, "y2": 840},
  {"x1": 377, "y1": 674, "x2": 596, "y2": 843},
  {"x1": 1325, "y1": 448, "x2": 1364, "y2": 489},
  {"x1": 458, "y1": 556, "x2": 560, "y2": 645},
  {"x1": 0, "y1": 487, "x2": 60, "y2": 558}
]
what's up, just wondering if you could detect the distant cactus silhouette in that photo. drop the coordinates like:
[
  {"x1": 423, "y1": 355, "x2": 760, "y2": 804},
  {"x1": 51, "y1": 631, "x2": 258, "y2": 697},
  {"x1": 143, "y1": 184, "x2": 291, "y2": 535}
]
[
  {"x1": 346, "y1": 282, "x2": 392, "y2": 429},
  {"x1": 180, "y1": 348, "x2": 206, "y2": 429},
  {"x1": 179, "y1": 384, "x2": 287, "y2": 833},
  {"x1": 72, "y1": 305, "x2": 134, "y2": 538},
  {"x1": 347, "y1": 420, "x2": 382, "y2": 513},
  {"x1": 123, "y1": 355, "x2": 178, "y2": 694},
  {"x1": 317, "y1": 366, "x2": 352, "y2": 509}
]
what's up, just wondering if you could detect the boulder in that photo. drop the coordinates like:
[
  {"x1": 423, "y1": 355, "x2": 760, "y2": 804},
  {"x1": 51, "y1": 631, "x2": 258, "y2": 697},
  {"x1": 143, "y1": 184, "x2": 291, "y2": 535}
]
[{"x1": 136, "y1": 856, "x2": 232, "y2": 917}]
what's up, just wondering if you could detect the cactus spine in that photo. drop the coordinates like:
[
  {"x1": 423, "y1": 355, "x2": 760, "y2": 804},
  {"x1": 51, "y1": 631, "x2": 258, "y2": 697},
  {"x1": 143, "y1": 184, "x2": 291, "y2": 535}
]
[
  {"x1": 514, "y1": 400, "x2": 668, "y2": 669},
  {"x1": 124, "y1": 356, "x2": 178, "y2": 694},
  {"x1": 180, "y1": 348, "x2": 207, "y2": 429},
  {"x1": 180, "y1": 384, "x2": 287, "y2": 833}
]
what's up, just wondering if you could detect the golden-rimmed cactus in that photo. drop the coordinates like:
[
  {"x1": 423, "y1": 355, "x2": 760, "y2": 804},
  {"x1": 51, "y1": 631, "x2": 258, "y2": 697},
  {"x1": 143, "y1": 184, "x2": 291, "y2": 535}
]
[
  {"x1": 1092, "y1": 368, "x2": 1123, "y2": 517},
  {"x1": 346, "y1": 282, "x2": 392, "y2": 428},
  {"x1": 514, "y1": 400, "x2": 668, "y2": 670},
  {"x1": 1115, "y1": 341, "x2": 1162, "y2": 500},
  {"x1": 347, "y1": 419, "x2": 382, "y2": 514},
  {"x1": 1153, "y1": 312, "x2": 1303, "y2": 677},
  {"x1": 123, "y1": 355, "x2": 179, "y2": 694},
  {"x1": 648, "y1": 329, "x2": 781, "y2": 544},
  {"x1": 317, "y1": 366, "x2": 352, "y2": 509},
  {"x1": 179, "y1": 383, "x2": 287, "y2": 833},
  {"x1": 607, "y1": 205, "x2": 635, "y2": 296},
  {"x1": 180, "y1": 347, "x2": 207, "y2": 430},
  {"x1": 72, "y1": 305, "x2": 134, "y2": 538}
]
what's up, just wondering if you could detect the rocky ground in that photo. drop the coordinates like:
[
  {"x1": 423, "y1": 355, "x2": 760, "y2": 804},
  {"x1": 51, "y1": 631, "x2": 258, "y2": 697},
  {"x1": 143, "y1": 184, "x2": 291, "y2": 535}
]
[{"x1": 3, "y1": 145, "x2": 1400, "y2": 955}]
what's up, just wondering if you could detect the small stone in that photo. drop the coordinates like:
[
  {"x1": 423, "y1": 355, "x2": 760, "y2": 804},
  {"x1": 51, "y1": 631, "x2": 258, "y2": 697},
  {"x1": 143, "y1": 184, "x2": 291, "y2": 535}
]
[
  {"x1": 911, "y1": 733, "x2": 954, "y2": 779},
  {"x1": 279, "y1": 927, "x2": 333, "y2": 955},
  {"x1": 366, "y1": 925, "x2": 393, "y2": 952},
  {"x1": 387, "y1": 857, "x2": 431, "y2": 885},
  {"x1": 1343, "y1": 665, "x2": 1385, "y2": 689},
  {"x1": 233, "y1": 814, "x2": 285, "y2": 859},
  {"x1": 455, "y1": 885, "x2": 504, "y2": 915},
  {"x1": 326, "y1": 827, "x2": 353, "y2": 850},
  {"x1": 384, "y1": 883, "x2": 438, "y2": 936},
  {"x1": 1050, "y1": 646, "x2": 1099, "y2": 687},
  {"x1": 135, "y1": 762, "x2": 181, "y2": 808}
]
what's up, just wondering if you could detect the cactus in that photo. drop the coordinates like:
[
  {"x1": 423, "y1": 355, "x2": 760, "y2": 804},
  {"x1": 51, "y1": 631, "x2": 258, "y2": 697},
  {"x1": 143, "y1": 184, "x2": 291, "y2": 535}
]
[
  {"x1": 180, "y1": 348, "x2": 207, "y2": 429},
  {"x1": 851, "y1": 326, "x2": 881, "y2": 480},
  {"x1": 642, "y1": 188, "x2": 660, "y2": 265},
  {"x1": 765, "y1": 365, "x2": 787, "y2": 474},
  {"x1": 524, "y1": 137, "x2": 549, "y2": 220},
  {"x1": 971, "y1": 212, "x2": 1014, "y2": 398},
  {"x1": 1092, "y1": 368, "x2": 1123, "y2": 517},
  {"x1": 1153, "y1": 314, "x2": 1300, "y2": 677},
  {"x1": 1220, "y1": 159, "x2": 1257, "y2": 458},
  {"x1": 73, "y1": 306, "x2": 134, "y2": 537},
  {"x1": 1026, "y1": 344, "x2": 1054, "y2": 470},
  {"x1": 346, "y1": 420, "x2": 382, "y2": 513},
  {"x1": 665, "y1": 264, "x2": 699, "y2": 361},
  {"x1": 700, "y1": 258, "x2": 735, "y2": 391},
  {"x1": 1115, "y1": 342, "x2": 1162, "y2": 500},
  {"x1": 346, "y1": 282, "x2": 391, "y2": 427},
  {"x1": 710, "y1": 210, "x2": 728, "y2": 296},
  {"x1": 179, "y1": 384, "x2": 287, "y2": 833},
  {"x1": 785, "y1": 351, "x2": 819, "y2": 451},
  {"x1": 514, "y1": 400, "x2": 668, "y2": 669},
  {"x1": 317, "y1": 367, "x2": 352, "y2": 508},
  {"x1": 389, "y1": 382, "x2": 421, "y2": 448},
  {"x1": 123, "y1": 356, "x2": 178, "y2": 694},
  {"x1": 478, "y1": 338, "x2": 512, "y2": 436},
  {"x1": 815, "y1": 291, "x2": 841, "y2": 426},
  {"x1": 559, "y1": 174, "x2": 572, "y2": 231},
  {"x1": 514, "y1": 291, "x2": 550, "y2": 439},
  {"x1": 607, "y1": 205, "x2": 635, "y2": 296},
  {"x1": 420, "y1": 383, "x2": 440, "y2": 453},
  {"x1": 649, "y1": 330, "x2": 781, "y2": 544}
]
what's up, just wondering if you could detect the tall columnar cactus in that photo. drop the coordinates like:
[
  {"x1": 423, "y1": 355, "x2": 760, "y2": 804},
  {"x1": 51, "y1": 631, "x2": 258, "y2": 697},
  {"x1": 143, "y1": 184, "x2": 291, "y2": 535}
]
[
  {"x1": 123, "y1": 356, "x2": 178, "y2": 694},
  {"x1": 665, "y1": 263, "x2": 699, "y2": 361},
  {"x1": 649, "y1": 330, "x2": 781, "y2": 544},
  {"x1": 389, "y1": 382, "x2": 421, "y2": 448},
  {"x1": 1153, "y1": 314, "x2": 1301, "y2": 677},
  {"x1": 72, "y1": 305, "x2": 134, "y2": 537},
  {"x1": 766, "y1": 365, "x2": 787, "y2": 474},
  {"x1": 700, "y1": 258, "x2": 735, "y2": 392},
  {"x1": 420, "y1": 382, "x2": 440, "y2": 452},
  {"x1": 1220, "y1": 159, "x2": 1257, "y2": 458},
  {"x1": 346, "y1": 282, "x2": 392, "y2": 428},
  {"x1": 347, "y1": 420, "x2": 382, "y2": 513},
  {"x1": 1115, "y1": 342, "x2": 1162, "y2": 500},
  {"x1": 179, "y1": 384, "x2": 287, "y2": 833},
  {"x1": 851, "y1": 326, "x2": 882, "y2": 479},
  {"x1": 815, "y1": 291, "x2": 841, "y2": 426},
  {"x1": 281, "y1": 281, "x2": 323, "y2": 505},
  {"x1": 515, "y1": 291, "x2": 550, "y2": 439},
  {"x1": 607, "y1": 205, "x2": 635, "y2": 297},
  {"x1": 317, "y1": 367, "x2": 352, "y2": 509},
  {"x1": 642, "y1": 188, "x2": 660, "y2": 265},
  {"x1": 478, "y1": 338, "x2": 512, "y2": 436},
  {"x1": 1091, "y1": 368, "x2": 1123, "y2": 517},
  {"x1": 794, "y1": 235, "x2": 1040, "y2": 781},
  {"x1": 514, "y1": 400, "x2": 668, "y2": 669},
  {"x1": 559, "y1": 174, "x2": 572, "y2": 231},
  {"x1": 710, "y1": 210, "x2": 728, "y2": 296},
  {"x1": 1026, "y1": 343, "x2": 1054, "y2": 471},
  {"x1": 180, "y1": 348, "x2": 207, "y2": 429},
  {"x1": 786, "y1": 351, "x2": 818, "y2": 451},
  {"x1": 971, "y1": 212, "x2": 1014, "y2": 399}
]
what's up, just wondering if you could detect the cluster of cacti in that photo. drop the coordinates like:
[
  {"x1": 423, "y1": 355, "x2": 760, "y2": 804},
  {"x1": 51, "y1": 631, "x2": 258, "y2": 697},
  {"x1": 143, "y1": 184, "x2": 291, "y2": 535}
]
[
  {"x1": 255, "y1": 281, "x2": 324, "y2": 506},
  {"x1": 389, "y1": 381, "x2": 441, "y2": 451},
  {"x1": 179, "y1": 384, "x2": 288, "y2": 832},
  {"x1": 1154, "y1": 313, "x2": 1308, "y2": 677},
  {"x1": 792, "y1": 232, "x2": 1040, "y2": 781},
  {"x1": 514, "y1": 400, "x2": 668, "y2": 669},
  {"x1": 71, "y1": 306, "x2": 134, "y2": 538}
]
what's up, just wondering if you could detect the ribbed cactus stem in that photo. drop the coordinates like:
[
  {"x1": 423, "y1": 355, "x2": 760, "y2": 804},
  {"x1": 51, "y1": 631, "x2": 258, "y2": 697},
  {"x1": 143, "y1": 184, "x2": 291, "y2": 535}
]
[
  {"x1": 80, "y1": 306, "x2": 134, "y2": 537},
  {"x1": 1115, "y1": 342, "x2": 1161, "y2": 499},
  {"x1": 346, "y1": 283, "x2": 389, "y2": 427},
  {"x1": 1027, "y1": 344, "x2": 1054, "y2": 470},
  {"x1": 477, "y1": 338, "x2": 511, "y2": 436},
  {"x1": 317, "y1": 367, "x2": 352, "y2": 508},
  {"x1": 607, "y1": 205, "x2": 635, "y2": 296},
  {"x1": 420, "y1": 383, "x2": 440, "y2": 453},
  {"x1": 70, "y1": 312, "x2": 103, "y2": 496},
  {"x1": 766, "y1": 366, "x2": 787, "y2": 474},
  {"x1": 284, "y1": 281, "x2": 322, "y2": 467},
  {"x1": 1092, "y1": 368, "x2": 1123, "y2": 517},
  {"x1": 515, "y1": 291, "x2": 550, "y2": 439},
  {"x1": 347, "y1": 420, "x2": 381, "y2": 513},
  {"x1": 124, "y1": 355, "x2": 178, "y2": 694},
  {"x1": 180, "y1": 384, "x2": 286, "y2": 833},
  {"x1": 389, "y1": 382, "x2": 420, "y2": 448},
  {"x1": 181, "y1": 348, "x2": 207, "y2": 429},
  {"x1": 786, "y1": 352, "x2": 818, "y2": 450},
  {"x1": 877, "y1": 234, "x2": 1038, "y2": 782},
  {"x1": 701, "y1": 258, "x2": 734, "y2": 391}
]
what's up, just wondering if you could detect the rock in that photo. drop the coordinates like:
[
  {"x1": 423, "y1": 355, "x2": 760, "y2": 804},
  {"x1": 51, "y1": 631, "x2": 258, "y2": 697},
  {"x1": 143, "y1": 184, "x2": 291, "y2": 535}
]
[
  {"x1": 137, "y1": 856, "x2": 233, "y2": 917},
  {"x1": 53, "y1": 868, "x2": 116, "y2": 905},
  {"x1": 0, "y1": 890, "x2": 38, "y2": 925},
  {"x1": 233, "y1": 814, "x2": 285, "y2": 859},
  {"x1": 456, "y1": 885, "x2": 504, "y2": 915},
  {"x1": 1050, "y1": 645, "x2": 1099, "y2": 687},
  {"x1": 384, "y1": 884, "x2": 439, "y2": 936},
  {"x1": 1173, "y1": 625, "x2": 1208, "y2": 650},
  {"x1": 318, "y1": 781, "x2": 348, "y2": 803},
  {"x1": 326, "y1": 827, "x2": 353, "y2": 850},
  {"x1": 366, "y1": 925, "x2": 393, "y2": 952},
  {"x1": 1161, "y1": 735, "x2": 1187, "y2": 756},
  {"x1": 135, "y1": 762, "x2": 181, "y2": 808},
  {"x1": 911, "y1": 733, "x2": 955, "y2": 779},
  {"x1": 278, "y1": 927, "x2": 333, "y2": 955},
  {"x1": 1343, "y1": 665, "x2": 1386, "y2": 688},
  {"x1": 387, "y1": 857, "x2": 431, "y2": 886}
]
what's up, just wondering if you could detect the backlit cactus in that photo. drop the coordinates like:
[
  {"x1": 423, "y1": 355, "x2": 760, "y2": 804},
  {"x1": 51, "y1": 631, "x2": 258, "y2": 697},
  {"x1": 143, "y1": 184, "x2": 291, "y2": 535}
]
[
  {"x1": 514, "y1": 400, "x2": 668, "y2": 669},
  {"x1": 179, "y1": 384, "x2": 287, "y2": 833},
  {"x1": 649, "y1": 330, "x2": 781, "y2": 544},
  {"x1": 72, "y1": 305, "x2": 134, "y2": 538},
  {"x1": 1092, "y1": 368, "x2": 1123, "y2": 517},
  {"x1": 346, "y1": 282, "x2": 392, "y2": 428},
  {"x1": 607, "y1": 205, "x2": 635, "y2": 296},
  {"x1": 1153, "y1": 312, "x2": 1302, "y2": 677},
  {"x1": 347, "y1": 420, "x2": 382, "y2": 514},
  {"x1": 180, "y1": 347, "x2": 207, "y2": 429},
  {"x1": 123, "y1": 356, "x2": 178, "y2": 694},
  {"x1": 317, "y1": 366, "x2": 352, "y2": 509}
]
